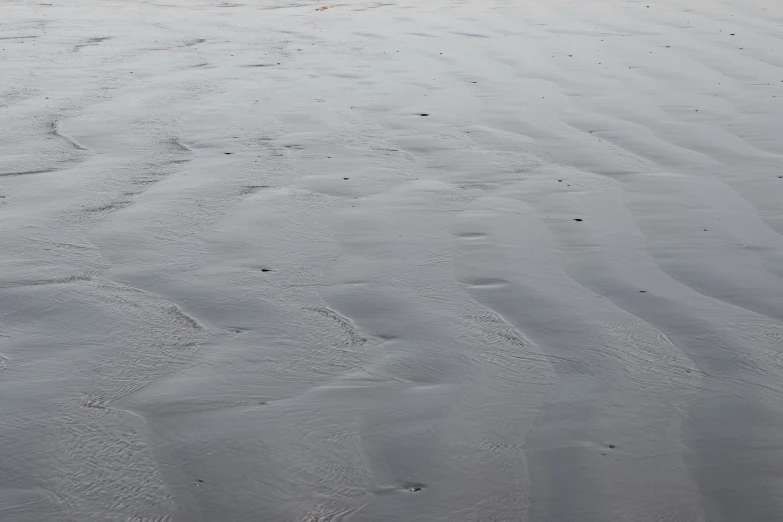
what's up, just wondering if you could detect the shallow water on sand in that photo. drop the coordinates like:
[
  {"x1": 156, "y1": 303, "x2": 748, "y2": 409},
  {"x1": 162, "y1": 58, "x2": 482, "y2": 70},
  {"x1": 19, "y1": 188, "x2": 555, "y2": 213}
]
[{"x1": 2, "y1": 0, "x2": 783, "y2": 520}]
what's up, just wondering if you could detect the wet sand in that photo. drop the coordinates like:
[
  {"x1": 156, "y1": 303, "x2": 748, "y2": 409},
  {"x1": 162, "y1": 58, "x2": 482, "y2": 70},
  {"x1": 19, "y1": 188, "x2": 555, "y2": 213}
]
[{"x1": 2, "y1": 0, "x2": 783, "y2": 520}]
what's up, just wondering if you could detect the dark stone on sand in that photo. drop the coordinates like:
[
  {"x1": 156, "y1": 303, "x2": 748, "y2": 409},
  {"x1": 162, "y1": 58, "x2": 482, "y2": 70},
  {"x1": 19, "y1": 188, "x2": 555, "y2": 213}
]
[
  {"x1": 573, "y1": 218, "x2": 583, "y2": 222},
  {"x1": 420, "y1": 113, "x2": 429, "y2": 116},
  {"x1": 608, "y1": 444, "x2": 616, "y2": 449}
]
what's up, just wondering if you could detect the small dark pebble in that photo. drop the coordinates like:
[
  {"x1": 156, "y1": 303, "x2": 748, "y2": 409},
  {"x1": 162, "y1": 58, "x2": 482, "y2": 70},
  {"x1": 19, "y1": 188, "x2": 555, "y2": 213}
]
[
  {"x1": 639, "y1": 290, "x2": 647, "y2": 293},
  {"x1": 420, "y1": 113, "x2": 429, "y2": 116},
  {"x1": 197, "y1": 479, "x2": 204, "y2": 483},
  {"x1": 261, "y1": 269, "x2": 272, "y2": 272},
  {"x1": 558, "y1": 179, "x2": 563, "y2": 182},
  {"x1": 224, "y1": 152, "x2": 233, "y2": 155},
  {"x1": 573, "y1": 218, "x2": 583, "y2": 222},
  {"x1": 608, "y1": 444, "x2": 616, "y2": 449},
  {"x1": 343, "y1": 177, "x2": 349, "y2": 180}
]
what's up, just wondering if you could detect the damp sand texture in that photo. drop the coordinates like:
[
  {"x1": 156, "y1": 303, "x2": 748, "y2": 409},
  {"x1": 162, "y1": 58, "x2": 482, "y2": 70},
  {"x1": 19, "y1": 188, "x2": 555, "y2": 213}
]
[{"x1": 2, "y1": 0, "x2": 783, "y2": 520}]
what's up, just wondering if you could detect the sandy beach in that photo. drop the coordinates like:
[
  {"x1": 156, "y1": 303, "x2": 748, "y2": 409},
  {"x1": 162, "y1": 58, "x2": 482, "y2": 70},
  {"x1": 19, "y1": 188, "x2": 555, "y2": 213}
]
[{"x1": 1, "y1": 0, "x2": 783, "y2": 520}]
